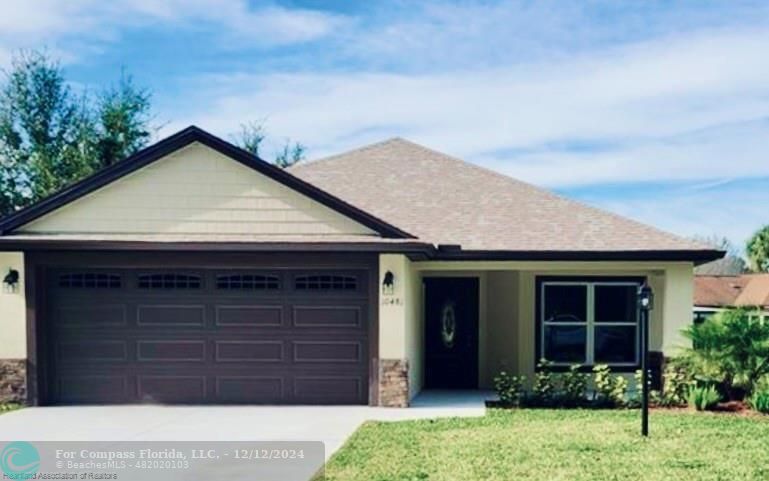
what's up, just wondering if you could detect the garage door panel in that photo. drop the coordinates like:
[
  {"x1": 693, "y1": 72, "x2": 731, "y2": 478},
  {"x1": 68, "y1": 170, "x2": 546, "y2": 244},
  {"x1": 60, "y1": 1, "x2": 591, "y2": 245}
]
[
  {"x1": 137, "y1": 340, "x2": 207, "y2": 362},
  {"x1": 215, "y1": 377, "x2": 284, "y2": 403},
  {"x1": 292, "y1": 305, "x2": 363, "y2": 328},
  {"x1": 293, "y1": 341, "x2": 364, "y2": 363},
  {"x1": 137, "y1": 305, "x2": 206, "y2": 327},
  {"x1": 293, "y1": 377, "x2": 364, "y2": 404},
  {"x1": 57, "y1": 375, "x2": 130, "y2": 404},
  {"x1": 57, "y1": 340, "x2": 129, "y2": 362},
  {"x1": 47, "y1": 265, "x2": 370, "y2": 405},
  {"x1": 215, "y1": 341, "x2": 284, "y2": 363},
  {"x1": 137, "y1": 376, "x2": 207, "y2": 403},
  {"x1": 56, "y1": 305, "x2": 128, "y2": 328},
  {"x1": 214, "y1": 305, "x2": 284, "y2": 327},
  {"x1": 291, "y1": 271, "x2": 366, "y2": 295}
]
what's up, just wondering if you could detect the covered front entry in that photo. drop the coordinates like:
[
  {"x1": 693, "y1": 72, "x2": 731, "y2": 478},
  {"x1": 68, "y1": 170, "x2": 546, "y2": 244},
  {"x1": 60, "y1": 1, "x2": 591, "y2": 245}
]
[
  {"x1": 423, "y1": 277, "x2": 479, "y2": 389},
  {"x1": 35, "y1": 253, "x2": 375, "y2": 406}
]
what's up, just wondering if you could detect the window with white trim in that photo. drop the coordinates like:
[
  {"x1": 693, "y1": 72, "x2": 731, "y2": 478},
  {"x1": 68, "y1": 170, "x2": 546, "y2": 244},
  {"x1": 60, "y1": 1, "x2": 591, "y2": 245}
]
[{"x1": 540, "y1": 280, "x2": 640, "y2": 366}]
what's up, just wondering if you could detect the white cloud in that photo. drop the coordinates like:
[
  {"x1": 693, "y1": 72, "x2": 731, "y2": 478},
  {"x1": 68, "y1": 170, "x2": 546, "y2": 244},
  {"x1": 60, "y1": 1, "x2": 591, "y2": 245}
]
[
  {"x1": 167, "y1": 27, "x2": 769, "y2": 187},
  {"x1": 0, "y1": 0, "x2": 346, "y2": 66},
  {"x1": 585, "y1": 180, "x2": 769, "y2": 248}
]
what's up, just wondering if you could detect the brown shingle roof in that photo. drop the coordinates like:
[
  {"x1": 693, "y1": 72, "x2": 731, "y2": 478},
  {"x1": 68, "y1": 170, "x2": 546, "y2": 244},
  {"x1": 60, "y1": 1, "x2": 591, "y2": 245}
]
[
  {"x1": 694, "y1": 275, "x2": 769, "y2": 308},
  {"x1": 290, "y1": 138, "x2": 712, "y2": 253}
]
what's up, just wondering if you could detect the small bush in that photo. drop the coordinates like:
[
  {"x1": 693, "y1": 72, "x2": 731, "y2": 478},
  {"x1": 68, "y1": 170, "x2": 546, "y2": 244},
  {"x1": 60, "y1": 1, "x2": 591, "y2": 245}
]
[
  {"x1": 493, "y1": 370, "x2": 526, "y2": 407},
  {"x1": 593, "y1": 364, "x2": 627, "y2": 407},
  {"x1": 531, "y1": 359, "x2": 556, "y2": 406},
  {"x1": 748, "y1": 389, "x2": 769, "y2": 414},
  {"x1": 561, "y1": 364, "x2": 589, "y2": 406},
  {"x1": 687, "y1": 385, "x2": 721, "y2": 411},
  {"x1": 612, "y1": 376, "x2": 628, "y2": 406},
  {"x1": 659, "y1": 360, "x2": 692, "y2": 407},
  {"x1": 0, "y1": 403, "x2": 21, "y2": 414}
]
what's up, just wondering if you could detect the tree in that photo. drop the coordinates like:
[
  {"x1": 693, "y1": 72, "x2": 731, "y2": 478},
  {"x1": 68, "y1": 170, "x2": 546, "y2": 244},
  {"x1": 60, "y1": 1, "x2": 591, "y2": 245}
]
[
  {"x1": 232, "y1": 121, "x2": 305, "y2": 168},
  {"x1": 95, "y1": 71, "x2": 152, "y2": 168},
  {"x1": 746, "y1": 225, "x2": 769, "y2": 273},
  {"x1": 0, "y1": 51, "x2": 96, "y2": 214},
  {"x1": 233, "y1": 121, "x2": 266, "y2": 157},
  {"x1": 274, "y1": 139, "x2": 305, "y2": 168},
  {"x1": 0, "y1": 50, "x2": 154, "y2": 216},
  {"x1": 692, "y1": 235, "x2": 747, "y2": 275}
]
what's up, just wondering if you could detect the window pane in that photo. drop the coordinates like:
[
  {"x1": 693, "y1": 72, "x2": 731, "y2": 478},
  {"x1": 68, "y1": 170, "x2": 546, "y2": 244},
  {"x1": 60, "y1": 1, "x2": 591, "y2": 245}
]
[
  {"x1": 544, "y1": 325, "x2": 586, "y2": 363},
  {"x1": 595, "y1": 285, "x2": 637, "y2": 323},
  {"x1": 544, "y1": 285, "x2": 587, "y2": 323},
  {"x1": 595, "y1": 326, "x2": 636, "y2": 363}
]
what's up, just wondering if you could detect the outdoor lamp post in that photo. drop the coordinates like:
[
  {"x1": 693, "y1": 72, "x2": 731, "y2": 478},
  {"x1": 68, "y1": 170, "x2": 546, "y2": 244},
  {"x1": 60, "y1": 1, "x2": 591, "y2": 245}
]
[{"x1": 638, "y1": 281, "x2": 654, "y2": 437}]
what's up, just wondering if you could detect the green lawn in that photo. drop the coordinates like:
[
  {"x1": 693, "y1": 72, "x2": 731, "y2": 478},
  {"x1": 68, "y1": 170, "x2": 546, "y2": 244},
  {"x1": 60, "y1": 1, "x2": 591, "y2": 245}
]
[{"x1": 324, "y1": 409, "x2": 769, "y2": 480}]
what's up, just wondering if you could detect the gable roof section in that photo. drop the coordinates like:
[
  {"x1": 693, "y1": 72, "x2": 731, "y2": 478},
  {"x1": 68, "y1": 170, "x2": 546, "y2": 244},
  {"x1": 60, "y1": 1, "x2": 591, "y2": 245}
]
[
  {"x1": 290, "y1": 138, "x2": 723, "y2": 262},
  {"x1": 0, "y1": 127, "x2": 413, "y2": 239}
]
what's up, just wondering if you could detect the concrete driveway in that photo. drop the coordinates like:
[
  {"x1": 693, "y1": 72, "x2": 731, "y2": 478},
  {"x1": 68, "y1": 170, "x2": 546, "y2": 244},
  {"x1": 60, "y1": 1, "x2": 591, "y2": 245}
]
[{"x1": 0, "y1": 391, "x2": 490, "y2": 459}]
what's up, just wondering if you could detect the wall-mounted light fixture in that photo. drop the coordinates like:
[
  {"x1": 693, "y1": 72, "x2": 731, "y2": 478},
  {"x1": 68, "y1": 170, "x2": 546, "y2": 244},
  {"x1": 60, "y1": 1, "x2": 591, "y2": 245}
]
[
  {"x1": 382, "y1": 271, "x2": 395, "y2": 295},
  {"x1": 3, "y1": 269, "x2": 19, "y2": 294}
]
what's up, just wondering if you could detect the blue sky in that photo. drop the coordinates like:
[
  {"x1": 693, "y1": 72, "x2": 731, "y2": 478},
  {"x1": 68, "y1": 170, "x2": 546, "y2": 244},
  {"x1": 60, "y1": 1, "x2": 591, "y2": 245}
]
[{"x1": 2, "y1": 0, "x2": 768, "y2": 250}]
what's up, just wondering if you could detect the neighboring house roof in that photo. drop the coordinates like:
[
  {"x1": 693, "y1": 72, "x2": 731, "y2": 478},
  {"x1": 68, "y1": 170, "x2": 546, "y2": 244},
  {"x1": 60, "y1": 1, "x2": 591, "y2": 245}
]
[
  {"x1": 694, "y1": 274, "x2": 769, "y2": 308},
  {"x1": 290, "y1": 138, "x2": 720, "y2": 260},
  {"x1": 0, "y1": 126, "x2": 413, "y2": 239}
]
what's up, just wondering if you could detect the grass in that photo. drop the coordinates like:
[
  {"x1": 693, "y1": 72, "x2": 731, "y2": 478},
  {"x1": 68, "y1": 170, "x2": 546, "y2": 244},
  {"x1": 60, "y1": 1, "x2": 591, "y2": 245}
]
[
  {"x1": 0, "y1": 403, "x2": 22, "y2": 414},
  {"x1": 324, "y1": 409, "x2": 769, "y2": 480}
]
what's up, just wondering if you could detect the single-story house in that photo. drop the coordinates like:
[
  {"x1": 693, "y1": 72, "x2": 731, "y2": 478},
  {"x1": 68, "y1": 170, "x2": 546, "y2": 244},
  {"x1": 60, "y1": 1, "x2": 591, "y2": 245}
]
[
  {"x1": 694, "y1": 274, "x2": 769, "y2": 323},
  {"x1": 0, "y1": 126, "x2": 723, "y2": 407}
]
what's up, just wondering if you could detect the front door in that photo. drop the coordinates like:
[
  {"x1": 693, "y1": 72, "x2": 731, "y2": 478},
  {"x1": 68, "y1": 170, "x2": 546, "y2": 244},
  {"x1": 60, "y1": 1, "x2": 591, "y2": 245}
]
[{"x1": 424, "y1": 277, "x2": 479, "y2": 389}]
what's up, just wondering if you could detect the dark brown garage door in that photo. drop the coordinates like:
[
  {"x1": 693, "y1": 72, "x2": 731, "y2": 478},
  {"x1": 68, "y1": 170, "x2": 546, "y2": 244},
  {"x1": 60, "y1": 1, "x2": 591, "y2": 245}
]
[{"x1": 46, "y1": 267, "x2": 370, "y2": 405}]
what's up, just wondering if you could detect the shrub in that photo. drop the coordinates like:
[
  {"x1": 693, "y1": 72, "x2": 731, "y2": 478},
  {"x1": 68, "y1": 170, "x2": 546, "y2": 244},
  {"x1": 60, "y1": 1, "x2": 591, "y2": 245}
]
[
  {"x1": 748, "y1": 389, "x2": 769, "y2": 414},
  {"x1": 659, "y1": 360, "x2": 692, "y2": 407},
  {"x1": 531, "y1": 359, "x2": 556, "y2": 405},
  {"x1": 0, "y1": 403, "x2": 21, "y2": 414},
  {"x1": 493, "y1": 370, "x2": 526, "y2": 407},
  {"x1": 593, "y1": 364, "x2": 627, "y2": 407},
  {"x1": 687, "y1": 385, "x2": 721, "y2": 411},
  {"x1": 748, "y1": 379, "x2": 769, "y2": 414},
  {"x1": 561, "y1": 364, "x2": 589, "y2": 406},
  {"x1": 682, "y1": 308, "x2": 769, "y2": 400},
  {"x1": 631, "y1": 369, "x2": 668, "y2": 408},
  {"x1": 612, "y1": 375, "x2": 629, "y2": 406}
]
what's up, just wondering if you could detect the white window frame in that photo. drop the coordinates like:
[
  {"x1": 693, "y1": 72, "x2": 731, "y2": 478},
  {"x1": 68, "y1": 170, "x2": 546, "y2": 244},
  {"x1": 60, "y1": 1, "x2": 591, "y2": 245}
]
[{"x1": 540, "y1": 280, "x2": 640, "y2": 367}]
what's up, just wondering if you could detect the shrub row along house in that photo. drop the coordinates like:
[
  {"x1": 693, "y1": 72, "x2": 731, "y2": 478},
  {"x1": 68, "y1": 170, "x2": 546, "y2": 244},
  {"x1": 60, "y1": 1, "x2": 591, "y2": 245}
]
[{"x1": 0, "y1": 127, "x2": 723, "y2": 407}]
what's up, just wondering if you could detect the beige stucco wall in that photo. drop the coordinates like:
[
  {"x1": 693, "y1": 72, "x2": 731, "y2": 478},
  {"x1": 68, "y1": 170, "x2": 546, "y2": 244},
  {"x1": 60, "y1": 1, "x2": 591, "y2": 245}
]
[
  {"x1": 660, "y1": 264, "x2": 694, "y2": 353},
  {"x1": 409, "y1": 260, "x2": 695, "y2": 390},
  {"x1": 485, "y1": 271, "x2": 519, "y2": 388},
  {"x1": 0, "y1": 252, "x2": 26, "y2": 359},
  {"x1": 378, "y1": 254, "x2": 424, "y2": 399},
  {"x1": 20, "y1": 142, "x2": 375, "y2": 237}
]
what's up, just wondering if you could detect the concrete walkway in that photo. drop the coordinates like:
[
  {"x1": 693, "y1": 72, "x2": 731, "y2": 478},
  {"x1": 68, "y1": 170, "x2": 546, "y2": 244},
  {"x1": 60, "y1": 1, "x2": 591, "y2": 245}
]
[{"x1": 0, "y1": 391, "x2": 492, "y2": 459}]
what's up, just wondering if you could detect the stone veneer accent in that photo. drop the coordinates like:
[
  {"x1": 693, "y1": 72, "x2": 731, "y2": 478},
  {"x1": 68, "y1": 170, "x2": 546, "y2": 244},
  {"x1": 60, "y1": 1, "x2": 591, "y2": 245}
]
[
  {"x1": 0, "y1": 359, "x2": 26, "y2": 404},
  {"x1": 379, "y1": 359, "x2": 409, "y2": 407}
]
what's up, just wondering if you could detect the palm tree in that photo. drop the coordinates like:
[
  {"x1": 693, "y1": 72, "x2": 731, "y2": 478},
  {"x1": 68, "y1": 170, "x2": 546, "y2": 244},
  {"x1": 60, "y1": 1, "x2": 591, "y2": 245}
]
[{"x1": 746, "y1": 225, "x2": 769, "y2": 272}]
